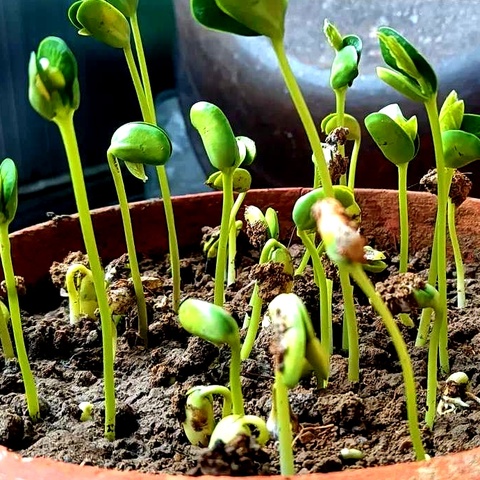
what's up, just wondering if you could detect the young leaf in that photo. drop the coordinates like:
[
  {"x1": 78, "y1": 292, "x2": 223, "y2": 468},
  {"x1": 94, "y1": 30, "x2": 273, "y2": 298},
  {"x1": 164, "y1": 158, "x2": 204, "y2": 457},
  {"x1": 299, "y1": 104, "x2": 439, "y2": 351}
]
[
  {"x1": 77, "y1": 0, "x2": 131, "y2": 48},
  {"x1": 191, "y1": 0, "x2": 259, "y2": 36},
  {"x1": 216, "y1": 0, "x2": 288, "y2": 40},
  {"x1": 0, "y1": 159, "x2": 18, "y2": 225},
  {"x1": 321, "y1": 113, "x2": 361, "y2": 141},
  {"x1": 323, "y1": 19, "x2": 343, "y2": 51},
  {"x1": 236, "y1": 136, "x2": 256, "y2": 166},
  {"x1": 376, "y1": 67, "x2": 428, "y2": 103},
  {"x1": 461, "y1": 114, "x2": 480, "y2": 137},
  {"x1": 29, "y1": 37, "x2": 80, "y2": 120},
  {"x1": 439, "y1": 90, "x2": 464, "y2": 132},
  {"x1": 377, "y1": 27, "x2": 437, "y2": 98},
  {"x1": 330, "y1": 45, "x2": 359, "y2": 90},
  {"x1": 442, "y1": 130, "x2": 480, "y2": 168},
  {"x1": 178, "y1": 298, "x2": 240, "y2": 349},
  {"x1": 109, "y1": 122, "x2": 173, "y2": 166},
  {"x1": 190, "y1": 102, "x2": 240, "y2": 171}
]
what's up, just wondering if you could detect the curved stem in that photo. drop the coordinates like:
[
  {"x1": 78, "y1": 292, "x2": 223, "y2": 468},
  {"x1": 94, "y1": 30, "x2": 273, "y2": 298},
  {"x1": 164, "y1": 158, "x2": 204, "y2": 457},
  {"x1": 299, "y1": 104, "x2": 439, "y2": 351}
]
[
  {"x1": 107, "y1": 153, "x2": 149, "y2": 344},
  {"x1": 397, "y1": 163, "x2": 409, "y2": 273},
  {"x1": 214, "y1": 170, "x2": 234, "y2": 306},
  {"x1": 339, "y1": 266, "x2": 359, "y2": 381},
  {"x1": 349, "y1": 263, "x2": 426, "y2": 461},
  {"x1": 274, "y1": 374, "x2": 295, "y2": 475},
  {"x1": 240, "y1": 283, "x2": 262, "y2": 360},
  {"x1": 229, "y1": 342, "x2": 245, "y2": 416},
  {"x1": 54, "y1": 113, "x2": 116, "y2": 440},
  {"x1": 297, "y1": 229, "x2": 330, "y2": 358},
  {"x1": 447, "y1": 198, "x2": 465, "y2": 308},
  {"x1": 334, "y1": 87, "x2": 347, "y2": 186},
  {"x1": 227, "y1": 192, "x2": 246, "y2": 285},
  {"x1": 270, "y1": 37, "x2": 333, "y2": 196},
  {"x1": 0, "y1": 225, "x2": 39, "y2": 419}
]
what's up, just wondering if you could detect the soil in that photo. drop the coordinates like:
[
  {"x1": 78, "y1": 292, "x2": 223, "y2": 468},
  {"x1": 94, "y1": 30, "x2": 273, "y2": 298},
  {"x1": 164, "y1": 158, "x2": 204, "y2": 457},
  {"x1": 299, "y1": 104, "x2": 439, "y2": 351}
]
[{"x1": 2, "y1": 234, "x2": 480, "y2": 475}]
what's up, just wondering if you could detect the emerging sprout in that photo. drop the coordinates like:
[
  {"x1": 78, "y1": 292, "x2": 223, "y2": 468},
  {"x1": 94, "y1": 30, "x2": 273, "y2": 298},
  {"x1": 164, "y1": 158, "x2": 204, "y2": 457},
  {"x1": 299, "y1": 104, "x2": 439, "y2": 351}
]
[
  {"x1": 340, "y1": 448, "x2": 364, "y2": 461},
  {"x1": 183, "y1": 385, "x2": 232, "y2": 447},
  {"x1": 208, "y1": 414, "x2": 269, "y2": 450},
  {"x1": 437, "y1": 372, "x2": 480, "y2": 416},
  {"x1": 65, "y1": 264, "x2": 98, "y2": 325},
  {"x1": 79, "y1": 401, "x2": 94, "y2": 422}
]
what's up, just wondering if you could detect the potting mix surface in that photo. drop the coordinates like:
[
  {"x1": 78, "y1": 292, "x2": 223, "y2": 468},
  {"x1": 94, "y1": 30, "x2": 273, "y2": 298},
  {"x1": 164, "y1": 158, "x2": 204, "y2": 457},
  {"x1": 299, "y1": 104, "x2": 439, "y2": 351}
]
[{"x1": 1, "y1": 236, "x2": 480, "y2": 475}]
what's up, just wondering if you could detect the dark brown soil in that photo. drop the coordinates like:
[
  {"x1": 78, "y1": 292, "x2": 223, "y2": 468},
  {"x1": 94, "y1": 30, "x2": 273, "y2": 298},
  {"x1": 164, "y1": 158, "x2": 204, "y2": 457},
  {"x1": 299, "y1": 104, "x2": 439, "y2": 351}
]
[{"x1": 2, "y1": 237, "x2": 480, "y2": 475}]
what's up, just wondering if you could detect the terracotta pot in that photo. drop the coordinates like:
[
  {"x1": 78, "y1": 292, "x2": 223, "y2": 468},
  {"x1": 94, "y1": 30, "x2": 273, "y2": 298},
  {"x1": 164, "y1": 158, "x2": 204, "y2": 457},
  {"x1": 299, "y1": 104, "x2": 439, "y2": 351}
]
[{"x1": 3, "y1": 188, "x2": 480, "y2": 479}]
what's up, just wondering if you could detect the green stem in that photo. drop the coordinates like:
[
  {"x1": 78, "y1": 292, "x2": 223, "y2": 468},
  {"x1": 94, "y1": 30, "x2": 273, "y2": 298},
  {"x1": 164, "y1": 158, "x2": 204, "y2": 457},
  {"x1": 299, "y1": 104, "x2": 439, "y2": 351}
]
[
  {"x1": 334, "y1": 87, "x2": 347, "y2": 185},
  {"x1": 339, "y1": 267, "x2": 359, "y2": 382},
  {"x1": 424, "y1": 95, "x2": 448, "y2": 366},
  {"x1": 425, "y1": 303, "x2": 445, "y2": 428},
  {"x1": 214, "y1": 170, "x2": 234, "y2": 306},
  {"x1": 107, "y1": 153, "x2": 149, "y2": 344},
  {"x1": 130, "y1": 12, "x2": 155, "y2": 118},
  {"x1": 124, "y1": 37, "x2": 181, "y2": 312},
  {"x1": 54, "y1": 113, "x2": 116, "y2": 440},
  {"x1": 397, "y1": 163, "x2": 409, "y2": 273},
  {"x1": 447, "y1": 198, "x2": 465, "y2": 308},
  {"x1": 416, "y1": 220, "x2": 438, "y2": 346},
  {"x1": 0, "y1": 225, "x2": 39, "y2": 419},
  {"x1": 349, "y1": 263, "x2": 426, "y2": 461},
  {"x1": 230, "y1": 342, "x2": 245, "y2": 416},
  {"x1": 0, "y1": 300, "x2": 13, "y2": 359},
  {"x1": 297, "y1": 229, "x2": 329, "y2": 359},
  {"x1": 347, "y1": 138, "x2": 361, "y2": 190},
  {"x1": 270, "y1": 37, "x2": 333, "y2": 196},
  {"x1": 240, "y1": 283, "x2": 262, "y2": 360},
  {"x1": 227, "y1": 192, "x2": 246, "y2": 285},
  {"x1": 123, "y1": 44, "x2": 149, "y2": 120},
  {"x1": 274, "y1": 374, "x2": 295, "y2": 475},
  {"x1": 294, "y1": 233, "x2": 314, "y2": 276}
]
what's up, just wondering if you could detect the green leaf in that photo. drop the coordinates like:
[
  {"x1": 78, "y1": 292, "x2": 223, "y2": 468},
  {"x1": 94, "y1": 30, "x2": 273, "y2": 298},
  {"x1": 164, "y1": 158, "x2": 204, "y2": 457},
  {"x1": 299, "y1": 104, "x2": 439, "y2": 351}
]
[
  {"x1": 292, "y1": 185, "x2": 359, "y2": 231},
  {"x1": 439, "y1": 90, "x2": 464, "y2": 132},
  {"x1": 0, "y1": 159, "x2": 18, "y2": 225},
  {"x1": 77, "y1": 0, "x2": 130, "y2": 49},
  {"x1": 236, "y1": 136, "x2": 256, "y2": 166},
  {"x1": 376, "y1": 67, "x2": 428, "y2": 103},
  {"x1": 206, "y1": 168, "x2": 252, "y2": 192},
  {"x1": 191, "y1": 0, "x2": 259, "y2": 36},
  {"x1": 442, "y1": 129, "x2": 480, "y2": 168},
  {"x1": 321, "y1": 113, "x2": 361, "y2": 141},
  {"x1": 106, "y1": 0, "x2": 138, "y2": 17},
  {"x1": 68, "y1": 1, "x2": 85, "y2": 29},
  {"x1": 29, "y1": 37, "x2": 80, "y2": 120},
  {"x1": 268, "y1": 293, "x2": 307, "y2": 388},
  {"x1": 215, "y1": 0, "x2": 287, "y2": 39},
  {"x1": 377, "y1": 27, "x2": 437, "y2": 97},
  {"x1": 323, "y1": 19, "x2": 343, "y2": 51},
  {"x1": 109, "y1": 122, "x2": 172, "y2": 167},
  {"x1": 461, "y1": 114, "x2": 480, "y2": 138},
  {"x1": 178, "y1": 298, "x2": 240, "y2": 348},
  {"x1": 330, "y1": 45, "x2": 358, "y2": 90},
  {"x1": 124, "y1": 162, "x2": 147, "y2": 182},
  {"x1": 190, "y1": 102, "x2": 240, "y2": 171},
  {"x1": 365, "y1": 112, "x2": 417, "y2": 165},
  {"x1": 342, "y1": 34, "x2": 362, "y2": 61}
]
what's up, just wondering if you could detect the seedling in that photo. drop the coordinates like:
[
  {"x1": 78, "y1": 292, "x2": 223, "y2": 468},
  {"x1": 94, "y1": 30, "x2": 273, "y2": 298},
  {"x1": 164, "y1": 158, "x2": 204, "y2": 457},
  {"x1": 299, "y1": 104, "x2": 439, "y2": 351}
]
[
  {"x1": 437, "y1": 372, "x2": 480, "y2": 416},
  {"x1": 178, "y1": 298, "x2": 244, "y2": 415},
  {"x1": 183, "y1": 385, "x2": 232, "y2": 447},
  {"x1": 68, "y1": 0, "x2": 181, "y2": 312},
  {"x1": 108, "y1": 121, "x2": 173, "y2": 342},
  {"x1": 65, "y1": 264, "x2": 97, "y2": 325},
  {"x1": 29, "y1": 36, "x2": 115, "y2": 440},
  {"x1": 79, "y1": 401, "x2": 94, "y2": 422},
  {"x1": 312, "y1": 197, "x2": 426, "y2": 460},
  {"x1": 268, "y1": 293, "x2": 329, "y2": 475},
  {"x1": 190, "y1": 102, "x2": 242, "y2": 305},
  {"x1": 0, "y1": 159, "x2": 39, "y2": 420}
]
